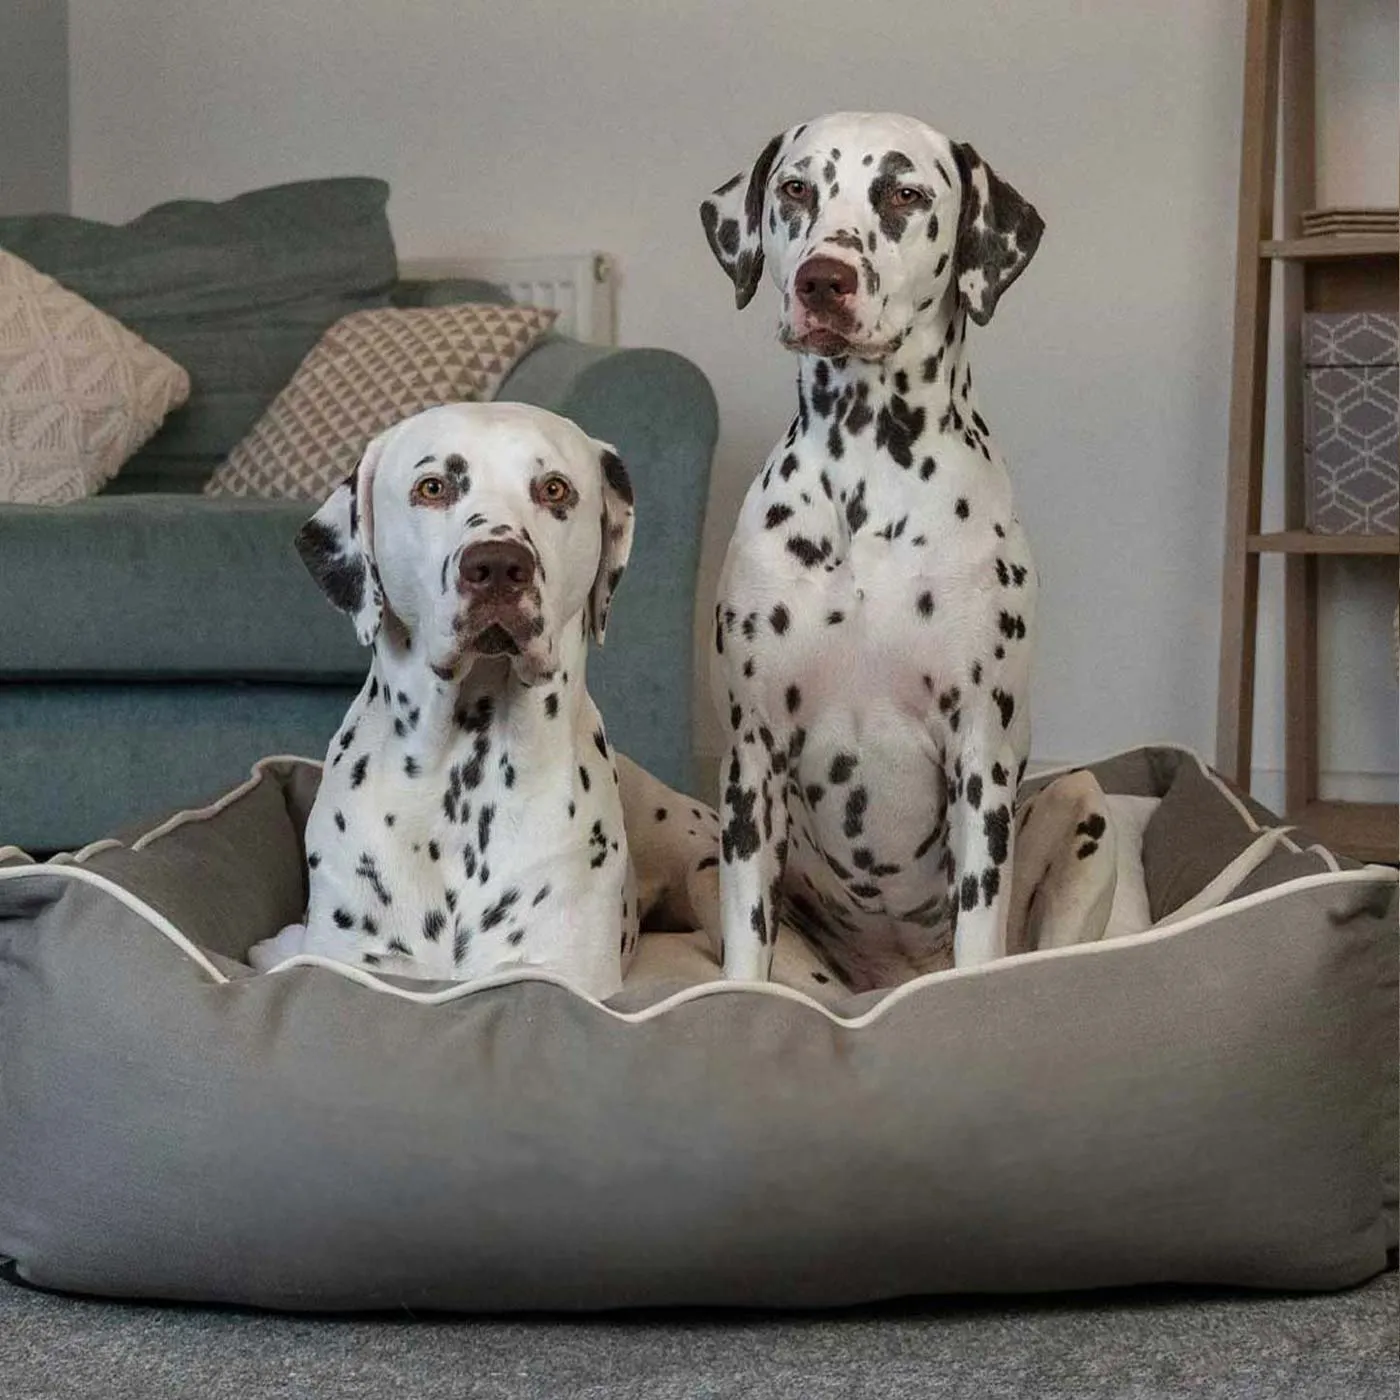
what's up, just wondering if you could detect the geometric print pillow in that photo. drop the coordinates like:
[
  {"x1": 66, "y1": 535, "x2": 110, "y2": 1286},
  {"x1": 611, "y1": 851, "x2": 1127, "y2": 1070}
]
[
  {"x1": 203, "y1": 303, "x2": 558, "y2": 500},
  {"x1": 0, "y1": 248, "x2": 191, "y2": 504}
]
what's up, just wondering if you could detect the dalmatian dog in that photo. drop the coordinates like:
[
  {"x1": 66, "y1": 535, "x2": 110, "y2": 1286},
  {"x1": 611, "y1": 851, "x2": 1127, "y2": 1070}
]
[
  {"x1": 248, "y1": 402, "x2": 639, "y2": 1000},
  {"x1": 701, "y1": 112, "x2": 1116, "y2": 990}
]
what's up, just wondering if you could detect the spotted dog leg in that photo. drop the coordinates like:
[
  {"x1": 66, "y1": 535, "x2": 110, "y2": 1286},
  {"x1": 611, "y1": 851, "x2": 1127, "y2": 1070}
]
[
  {"x1": 719, "y1": 724, "x2": 790, "y2": 981},
  {"x1": 1007, "y1": 771, "x2": 1117, "y2": 954},
  {"x1": 947, "y1": 731, "x2": 1018, "y2": 966}
]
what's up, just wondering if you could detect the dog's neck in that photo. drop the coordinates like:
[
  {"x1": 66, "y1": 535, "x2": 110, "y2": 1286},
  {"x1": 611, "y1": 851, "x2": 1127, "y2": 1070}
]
[
  {"x1": 791, "y1": 292, "x2": 988, "y2": 455},
  {"x1": 361, "y1": 616, "x2": 594, "y2": 781}
]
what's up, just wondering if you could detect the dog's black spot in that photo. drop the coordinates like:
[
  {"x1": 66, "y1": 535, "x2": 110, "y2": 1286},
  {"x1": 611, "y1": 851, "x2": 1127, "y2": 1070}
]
[
  {"x1": 770, "y1": 603, "x2": 791, "y2": 635},
  {"x1": 423, "y1": 909, "x2": 446, "y2": 942},
  {"x1": 786, "y1": 535, "x2": 830, "y2": 568},
  {"x1": 981, "y1": 866, "x2": 1000, "y2": 905},
  {"x1": 296, "y1": 517, "x2": 367, "y2": 616},
  {"x1": 333, "y1": 811, "x2": 346, "y2": 833},
  {"x1": 966, "y1": 774, "x2": 983, "y2": 810},
  {"x1": 332, "y1": 908, "x2": 354, "y2": 929},
  {"x1": 785, "y1": 684, "x2": 802, "y2": 714},
  {"x1": 544, "y1": 692, "x2": 559, "y2": 719},
  {"x1": 765, "y1": 502, "x2": 794, "y2": 530},
  {"x1": 843, "y1": 786, "x2": 868, "y2": 838},
  {"x1": 917, "y1": 590, "x2": 934, "y2": 618},
  {"x1": 829, "y1": 752, "x2": 857, "y2": 785},
  {"x1": 844, "y1": 479, "x2": 868, "y2": 533},
  {"x1": 874, "y1": 395, "x2": 926, "y2": 469},
  {"x1": 481, "y1": 887, "x2": 520, "y2": 931},
  {"x1": 984, "y1": 806, "x2": 1011, "y2": 864},
  {"x1": 600, "y1": 449, "x2": 634, "y2": 505},
  {"x1": 868, "y1": 149, "x2": 918, "y2": 241}
]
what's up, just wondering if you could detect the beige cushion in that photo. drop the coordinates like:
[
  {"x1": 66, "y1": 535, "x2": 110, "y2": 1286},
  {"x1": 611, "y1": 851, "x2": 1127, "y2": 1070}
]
[
  {"x1": 204, "y1": 303, "x2": 558, "y2": 500},
  {"x1": 0, "y1": 249, "x2": 191, "y2": 504}
]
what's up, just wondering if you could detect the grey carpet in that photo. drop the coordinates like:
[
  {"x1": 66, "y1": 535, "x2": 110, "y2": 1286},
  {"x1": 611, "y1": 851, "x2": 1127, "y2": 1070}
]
[{"x1": 1, "y1": 1269, "x2": 1395, "y2": 1400}]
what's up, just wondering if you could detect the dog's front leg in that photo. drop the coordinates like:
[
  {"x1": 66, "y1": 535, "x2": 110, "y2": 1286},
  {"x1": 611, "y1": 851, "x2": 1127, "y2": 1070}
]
[
  {"x1": 947, "y1": 727, "x2": 1019, "y2": 967},
  {"x1": 718, "y1": 720, "x2": 790, "y2": 981}
]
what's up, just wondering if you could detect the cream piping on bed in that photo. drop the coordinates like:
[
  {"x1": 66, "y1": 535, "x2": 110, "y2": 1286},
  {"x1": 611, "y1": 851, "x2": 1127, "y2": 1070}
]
[
  {"x1": 6, "y1": 743, "x2": 1391, "y2": 1029},
  {"x1": 0, "y1": 860, "x2": 1392, "y2": 1031}
]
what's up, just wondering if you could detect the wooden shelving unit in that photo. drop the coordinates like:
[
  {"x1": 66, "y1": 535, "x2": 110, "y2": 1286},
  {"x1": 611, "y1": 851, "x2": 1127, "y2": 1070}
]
[
  {"x1": 1248, "y1": 532, "x2": 1400, "y2": 556},
  {"x1": 1262, "y1": 234, "x2": 1400, "y2": 260},
  {"x1": 1216, "y1": 0, "x2": 1399, "y2": 864}
]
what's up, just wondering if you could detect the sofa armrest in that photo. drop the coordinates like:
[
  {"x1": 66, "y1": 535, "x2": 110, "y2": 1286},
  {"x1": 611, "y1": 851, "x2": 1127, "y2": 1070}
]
[{"x1": 500, "y1": 340, "x2": 719, "y2": 793}]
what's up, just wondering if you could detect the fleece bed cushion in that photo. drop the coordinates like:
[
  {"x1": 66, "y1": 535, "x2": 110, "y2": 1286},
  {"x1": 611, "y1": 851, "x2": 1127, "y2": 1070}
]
[{"x1": 0, "y1": 745, "x2": 1394, "y2": 1313}]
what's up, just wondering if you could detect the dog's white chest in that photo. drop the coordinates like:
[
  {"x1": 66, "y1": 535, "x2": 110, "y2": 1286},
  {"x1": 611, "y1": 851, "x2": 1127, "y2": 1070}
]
[
  {"x1": 301, "y1": 675, "x2": 637, "y2": 995},
  {"x1": 713, "y1": 422, "x2": 1036, "y2": 990}
]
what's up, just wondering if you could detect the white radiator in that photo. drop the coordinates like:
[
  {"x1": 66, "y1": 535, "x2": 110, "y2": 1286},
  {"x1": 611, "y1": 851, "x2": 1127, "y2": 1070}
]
[{"x1": 400, "y1": 253, "x2": 616, "y2": 345}]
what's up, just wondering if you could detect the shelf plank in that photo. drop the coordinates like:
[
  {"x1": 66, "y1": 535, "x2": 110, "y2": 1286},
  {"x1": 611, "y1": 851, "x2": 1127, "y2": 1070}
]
[
  {"x1": 1289, "y1": 800, "x2": 1398, "y2": 864},
  {"x1": 1261, "y1": 234, "x2": 1398, "y2": 260},
  {"x1": 1247, "y1": 531, "x2": 1400, "y2": 555}
]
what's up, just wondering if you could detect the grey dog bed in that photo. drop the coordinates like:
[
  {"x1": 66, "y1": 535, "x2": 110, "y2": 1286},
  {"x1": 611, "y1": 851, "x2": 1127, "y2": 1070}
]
[{"x1": 0, "y1": 746, "x2": 1394, "y2": 1313}]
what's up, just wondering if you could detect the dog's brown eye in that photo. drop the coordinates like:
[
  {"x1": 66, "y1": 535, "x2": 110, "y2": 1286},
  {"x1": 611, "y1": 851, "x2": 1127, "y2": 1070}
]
[
  {"x1": 413, "y1": 475, "x2": 448, "y2": 504},
  {"x1": 534, "y1": 474, "x2": 575, "y2": 509},
  {"x1": 891, "y1": 186, "x2": 923, "y2": 207},
  {"x1": 780, "y1": 178, "x2": 811, "y2": 201}
]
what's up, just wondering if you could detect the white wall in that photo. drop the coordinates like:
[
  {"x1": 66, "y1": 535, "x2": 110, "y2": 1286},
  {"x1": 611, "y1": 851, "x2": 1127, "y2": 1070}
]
[
  {"x1": 68, "y1": 0, "x2": 1397, "y2": 801},
  {"x1": 0, "y1": 0, "x2": 69, "y2": 213}
]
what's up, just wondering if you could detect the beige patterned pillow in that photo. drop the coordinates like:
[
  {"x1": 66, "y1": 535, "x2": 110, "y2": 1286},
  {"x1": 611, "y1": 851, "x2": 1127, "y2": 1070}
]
[
  {"x1": 0, "y1": 249, "x2": 191, "y2": 504},
  {"x1": 204, "y1": 303, "x2": 558, "y2": 500}
]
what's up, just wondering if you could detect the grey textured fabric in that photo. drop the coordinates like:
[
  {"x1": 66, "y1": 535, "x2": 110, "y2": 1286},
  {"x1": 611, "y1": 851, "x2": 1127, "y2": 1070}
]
[
  {"x1": 0, "y1": 496, "x2": 364, "y2": 679},
  {"x1": 0, "y1": 179, "x2": 398, "y2": 492},
  {"x1": 0, "y1": 747, "x2": 1394, "y2": 1312},
  {"x1": 0, "y1": 1267, "x2": 1395, "y2": 1400},
  {"x1": 0, "y1": 683, "x2": 355, "y2": 850}
]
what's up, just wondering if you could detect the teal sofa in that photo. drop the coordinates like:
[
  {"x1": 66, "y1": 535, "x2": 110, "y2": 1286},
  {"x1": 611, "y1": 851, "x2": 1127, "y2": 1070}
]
[{"x1": 0, "y1": 180, "x2": 717, "y2": 851}]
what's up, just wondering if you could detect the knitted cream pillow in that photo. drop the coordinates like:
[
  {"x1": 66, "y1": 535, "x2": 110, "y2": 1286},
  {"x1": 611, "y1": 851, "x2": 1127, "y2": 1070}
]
[
  {"x1": 204, "y1": 303, "x2": 558, "y2": 500},
  {"x1": 0, "y1": 249, "x2": 191, "y2": 504}
]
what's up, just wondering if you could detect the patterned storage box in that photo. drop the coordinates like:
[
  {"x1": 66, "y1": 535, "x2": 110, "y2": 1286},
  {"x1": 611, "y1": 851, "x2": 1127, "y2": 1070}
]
[{"x1": 1302, "y1": 312, "x2": 1398, "y2": 535}]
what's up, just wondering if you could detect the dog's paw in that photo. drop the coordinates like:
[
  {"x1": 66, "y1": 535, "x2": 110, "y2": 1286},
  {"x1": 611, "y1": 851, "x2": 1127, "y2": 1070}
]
[{"x1": 248, "y1": 922, "x2": 309, "y2": 973}]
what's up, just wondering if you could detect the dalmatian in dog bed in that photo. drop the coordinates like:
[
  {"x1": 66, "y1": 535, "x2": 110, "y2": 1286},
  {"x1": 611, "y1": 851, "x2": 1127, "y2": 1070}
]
[
  {"x1": 699, "y1": 112, "x2": 1119, "y2": 990},
  {"x1": 249, "y1": 402, "x2": 647, "y2": 1000}
]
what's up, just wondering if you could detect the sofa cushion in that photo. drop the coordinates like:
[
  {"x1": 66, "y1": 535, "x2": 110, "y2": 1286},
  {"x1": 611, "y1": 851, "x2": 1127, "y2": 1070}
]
[
  {"x1": 204, "y1": 303, "x2": 556, "y2": 500},
  {"x1": 0, "y1": 179, "x2": 397, "y2": 492},
  {"x1": 0, "y1": 496, "x2": 364, "y2": 680},
  {"x1": 0, "y1": 250, "x2": 190, "y2": 503}
]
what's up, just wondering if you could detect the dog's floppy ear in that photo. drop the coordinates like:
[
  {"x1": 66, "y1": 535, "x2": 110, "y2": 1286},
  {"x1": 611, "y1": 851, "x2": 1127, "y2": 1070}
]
[
  {"x1": 951, "y1": 141, "x2": 1045, "y2": 326},
  {"x1": 700, "y1": 131, "x2": 785, "y2": 310},
  {"x1": 588, "y1": 447, "x2": 635, "y2": 645},
  {"x1": 295, "y1": 430, "x2": 390, "y2": 646}
]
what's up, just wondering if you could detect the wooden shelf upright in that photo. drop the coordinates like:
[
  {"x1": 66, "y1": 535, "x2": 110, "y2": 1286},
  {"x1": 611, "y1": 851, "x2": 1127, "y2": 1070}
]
[{"x1": 1216, "y1": 0, "x2": 1399, "y2": 864}]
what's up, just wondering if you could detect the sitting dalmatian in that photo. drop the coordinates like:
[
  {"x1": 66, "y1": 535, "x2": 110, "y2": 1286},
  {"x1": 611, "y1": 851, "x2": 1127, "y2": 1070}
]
[
  {"x1": 699, "y1": 112, "x2": 1118, "y2": 989},
  {"x1": 249, "y1": 402, "x2": 640, "y2": 1000}
]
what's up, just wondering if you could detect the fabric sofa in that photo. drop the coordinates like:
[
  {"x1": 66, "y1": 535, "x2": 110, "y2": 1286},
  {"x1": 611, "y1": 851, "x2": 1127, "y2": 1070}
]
[{"x1": 0, "y1": 180, "x2": 718, "y2": 851}]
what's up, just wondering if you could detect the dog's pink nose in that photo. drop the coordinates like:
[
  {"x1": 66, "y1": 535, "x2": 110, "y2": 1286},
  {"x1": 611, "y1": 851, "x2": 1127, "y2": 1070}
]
[
  {"x1": 457, "y1": 540, "x2": 536, "y2": 597},
  {"x1": 794, "y1": 255, "x2": 858, "y2": 311}
]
